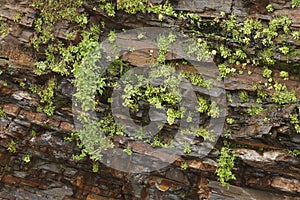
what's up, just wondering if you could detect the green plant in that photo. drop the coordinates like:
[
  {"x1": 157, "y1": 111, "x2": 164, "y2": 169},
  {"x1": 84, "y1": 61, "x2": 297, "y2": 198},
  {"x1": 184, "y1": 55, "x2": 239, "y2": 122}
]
[
  {"x1": 30, "y1": 130, "x2": 37, "y2": 137},
  {"x1": 247, "y1": 106, "x2": 263, "y2": 116},
  {"x1": 262, "y1": 67, "x2": 272, "y2": 82},
  {"x1": 292, "y1": 0, "x2": 300, "y2": 8},
  {"x1": 117, "y1": 0, "x2": 147, "y2": 14},
  {"x1": 30, "y1": 78, "x2": 56, "y2": 116},
  {"x1": 290, "y1": 113, "x2": 300, "y2": 133},
  {"x1": 92, "y1": 163, "x2": 99, "y2": 172},
  {"x1": 239, "y1": 91, "x2": 249, "y2": 103},
  {"x1": 0, "y1": 106, "x2": 6, "y2": 117},
  {"x1": 167, "y1": 108, "x2": 183, "y2": 125},
  {"x1": 183, "y1": 142, "x2": 191, "y2": 154},
  {"x1": 23, "y1": 154, "x2": 31, "y2": 163},
  {"x1": 7, "y1": 140, "x2": 17, "y2": 153},
  {"x1": 157, "y1": 32, "x2": 176, "y2": 63},
  {"x1": 0, "y1": 17, "x2": 9, "y2": 35},
  {"x1": 266, "y1": 4, "x2": 274, "y2": 12},
  {"x1": 182, "y1": 72, "x2": 212, "y2": 89},
  {"x1": 216, "y1": 146, "x2": 237, "y2": 187},
  {"x1": 218, "y1": 63, "x2": 235, "y2": 78},
  {"x1": 279, "y1": 46, "x2": 289, "y2": 55},
  {"x1": 31, "y1": 0, "x2": 87, "y2": 49},
  {"x1": 271, "y1": 82, "x2": 297, "y2": 104},
  {"x1": 226, "y1": 118, "x2": 234, "y2": 125},
  {"x1": 208, "y1": 101, "x2": 220, "y2": 118},
  {"x1": 287, "y1": 149, "x2": 300, "y2": 156},
  {"x1": 101, "y1": 2, "x2": 115, "y2": 16},
  {"x1": 195, "y1": 127, "x2": 215, "y2": 141},
  {"x1": 13, "y1": 13, "x2": 22, "y2": 22},
  {"x1": 137, "y1": 32, "x2": 145, "y2": 40},
  {"x1": 151, "y1": 135, "x2": 173, "y2": 148},
  {"x1": 280, "y1": 71, "x2": 289, "y2": 80},
  {"x1": 292, "y1": 31, "x2": 300, "y2": 40},
  {"x1": 27, "y1": 1, "x2": 300, "y2": 187},
  {"x1": 198, "y1": 97, "x2": 209, "y2": 113},
  {"x1": 181, "y1": 161, "x2": 188, "y2": 170},
  {"x1": 123, "y1": 144, "x2": 133, "y2": 155}
]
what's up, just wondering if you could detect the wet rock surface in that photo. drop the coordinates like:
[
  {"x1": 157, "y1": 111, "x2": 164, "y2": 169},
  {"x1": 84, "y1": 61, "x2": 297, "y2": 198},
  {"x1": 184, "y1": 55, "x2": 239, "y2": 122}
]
[{"x1": 0, "y1": 0, "x2": 300, "y2": 200}]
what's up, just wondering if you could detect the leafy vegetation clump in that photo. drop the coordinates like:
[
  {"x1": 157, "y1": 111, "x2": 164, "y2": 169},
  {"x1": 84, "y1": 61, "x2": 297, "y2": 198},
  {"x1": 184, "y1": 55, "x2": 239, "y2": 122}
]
[
  {"x1": 216, "y1": 145, "x2": 238, "y2": 187},
  {"x1": 0, "y1": 17, "x2": 9, "y2": 35},
  {"x1": 28, "y1": 0, "x2": 300, "y2": 188},
  {"x1": 292, "y1": 0, "x2": 300, "y2": 8},
  {"x1": 30, "y1": 79, "x2": 56, "y2": 116}
]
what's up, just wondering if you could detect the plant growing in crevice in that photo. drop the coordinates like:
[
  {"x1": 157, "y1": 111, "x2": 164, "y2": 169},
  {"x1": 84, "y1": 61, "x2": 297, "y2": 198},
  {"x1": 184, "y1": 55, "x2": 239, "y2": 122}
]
[
  {"x1": 239, "y1": 91, "x2": 249, "y2": 103},
  {"x1": 0, "y1": 106, "x2": 6, "y2": 117},
  {"x1": 0, "y1": 17, "x2": 9, "y2": 35},
  {"x1": 7, "y1": 140, "x2": 17, "y2": 153},
  {"x1": 181, "y1": 161, "x2": 188, "y2": 170},
  {"x1": 30, "y1": 78, "x2": 56, "y2": 116},
  {"x1": 123, "y1": 144, "x2": 133, "y2": 155},
  {"x1": 292, "y1": 0, "x2": 300, "y2": 8},
  {"x1": 216, "y1": 142, "x2": 238, "y2": 187},
  {"x1": 23, "y1": 154, "x2": 31, "y2": 163},
  {"x1": 92, "y1": 163, "x2": 99, "y2": 173},
  {"x1": 247, "y1": 106, "x2": 263, "y2": 116},
  {"x1": 31, "y1": 0, "x2": 88, "y2": 49},
  {"x1": 271, "y1": 82, "x2": 297, "y2": 104},
  {"x1": 290, "y1": 108, "x2": 300, "y2": 133}
]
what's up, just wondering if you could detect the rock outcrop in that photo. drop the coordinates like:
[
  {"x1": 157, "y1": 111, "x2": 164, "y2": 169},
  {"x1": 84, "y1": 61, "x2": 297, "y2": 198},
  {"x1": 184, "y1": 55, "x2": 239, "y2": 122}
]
[{"x1": 0, "y1": 0, "x2": 300, "y2": 199}]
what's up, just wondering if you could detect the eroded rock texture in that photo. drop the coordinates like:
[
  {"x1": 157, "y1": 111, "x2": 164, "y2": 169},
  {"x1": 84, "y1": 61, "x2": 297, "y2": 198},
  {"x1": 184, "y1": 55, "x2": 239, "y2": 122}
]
[{"x1": 0, "y1": 0, "x2": 300, "y2": 199}]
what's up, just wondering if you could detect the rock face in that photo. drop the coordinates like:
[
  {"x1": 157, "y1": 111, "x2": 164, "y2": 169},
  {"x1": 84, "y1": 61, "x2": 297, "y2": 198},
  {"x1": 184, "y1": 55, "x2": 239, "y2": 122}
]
[{"x1": 0, "y1": 0, "x2": 300, "y2": 200}]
